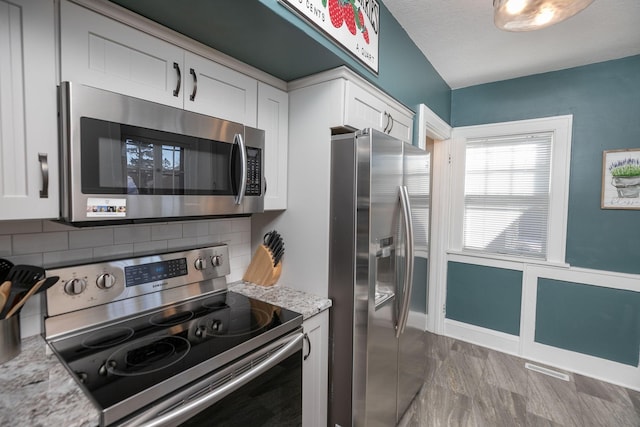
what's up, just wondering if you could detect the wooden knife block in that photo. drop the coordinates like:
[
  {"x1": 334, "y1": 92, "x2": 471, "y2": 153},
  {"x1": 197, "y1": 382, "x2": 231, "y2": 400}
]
[{"x1": 242, "y1": 245, "x2": 282, "y2": 286}]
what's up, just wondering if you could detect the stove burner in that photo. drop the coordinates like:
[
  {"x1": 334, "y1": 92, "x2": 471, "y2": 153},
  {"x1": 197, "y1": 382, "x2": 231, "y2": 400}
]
[
  {"x1": 201, "y1": 294, "x2": 230, "y2": 310},
  {"x1": 81, "y1": 327, "x2": 135, "y2": 349},
  {"x1": 105, "y1": 335, "x2": 190, "y2": 376},
  {"x1": 149, "y1": 310, "x2": 194, "y2": 326},
  {"x1": 208, "y1": 307, "x2": 276, "y2": 337},
  {"x1": 222, "y1": 292, "x2": 238, "y2": 305}
]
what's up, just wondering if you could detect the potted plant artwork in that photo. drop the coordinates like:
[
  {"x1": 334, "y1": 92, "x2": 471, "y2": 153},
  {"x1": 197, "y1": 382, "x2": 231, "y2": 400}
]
[
  {"x1": 602, "y1": 149, "x2": 640, "y2": 209},
  {"x1": 610, "y1": 157, "x2": 640, "y2": 197}
]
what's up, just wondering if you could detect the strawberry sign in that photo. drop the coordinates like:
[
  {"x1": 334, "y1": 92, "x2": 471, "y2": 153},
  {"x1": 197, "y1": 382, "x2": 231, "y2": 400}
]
[{"x1": 280, "y1": 0, "x2": 380, "y2": 73}]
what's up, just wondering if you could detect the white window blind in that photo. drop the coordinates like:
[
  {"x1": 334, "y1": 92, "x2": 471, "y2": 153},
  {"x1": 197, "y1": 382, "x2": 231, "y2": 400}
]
[{"x1": 463, "y1": 132, "x2": 552, "y2": 259}]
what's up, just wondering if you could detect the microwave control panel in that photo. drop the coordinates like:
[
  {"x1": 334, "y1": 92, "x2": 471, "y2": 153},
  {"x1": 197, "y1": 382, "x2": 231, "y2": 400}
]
[{"x1": 246, "y1": 147, "x2": 262, "y2": 196}]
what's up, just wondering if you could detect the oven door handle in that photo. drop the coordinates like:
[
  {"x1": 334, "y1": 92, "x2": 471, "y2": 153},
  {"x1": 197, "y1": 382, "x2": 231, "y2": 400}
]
[{"x1": 127, "y1": 332, "x2": 303, "y2": 427}]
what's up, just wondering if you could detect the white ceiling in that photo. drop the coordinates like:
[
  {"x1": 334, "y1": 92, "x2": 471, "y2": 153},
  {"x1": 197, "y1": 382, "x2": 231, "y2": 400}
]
[{"x1": 383, "y1": 0, "x2": 640, "y2": 89}]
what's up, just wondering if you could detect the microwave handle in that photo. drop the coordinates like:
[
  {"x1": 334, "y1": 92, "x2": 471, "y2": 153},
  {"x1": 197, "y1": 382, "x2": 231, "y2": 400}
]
[{"x1": 234, "y1": 133, "x2": 247, "y2": 205}]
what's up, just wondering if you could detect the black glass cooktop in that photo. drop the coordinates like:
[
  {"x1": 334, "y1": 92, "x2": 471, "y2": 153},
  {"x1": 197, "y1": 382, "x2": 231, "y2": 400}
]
[{"x1": 49, "y1": 291, "x2": 302, "y2": 411}]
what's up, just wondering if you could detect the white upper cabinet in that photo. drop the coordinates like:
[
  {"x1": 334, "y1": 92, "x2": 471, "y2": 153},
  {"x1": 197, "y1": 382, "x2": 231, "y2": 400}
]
[
  {"x1": 258, "y1": 82, "x2": 288, "y2": 210},
  {"x1": 289, "y1": 67, "x2": 414, "y2": 144},
  {"x1": 184, "y1": 52, "x2": 257, "y2": 127},
  {"x1": 0, "y1": 0, "x2": 58, "y2": 220},
  {"x1": 60, "y1": 0, "x2": 184, "y2": 108},
  {"x1": 59, "y1": 1, "x2": 259, "y2": 127},
  {"x1": 344, "y1": 80, "x2": 413, "y2": 143}
]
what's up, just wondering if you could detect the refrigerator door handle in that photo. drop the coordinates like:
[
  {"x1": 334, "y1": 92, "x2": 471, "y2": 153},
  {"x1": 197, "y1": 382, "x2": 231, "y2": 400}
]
[{"x1": 396, "y1": 185, "x2": 415, "y2": 338}]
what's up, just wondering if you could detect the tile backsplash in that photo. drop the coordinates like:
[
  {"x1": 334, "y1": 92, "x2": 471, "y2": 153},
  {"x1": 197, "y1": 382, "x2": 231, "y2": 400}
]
[{"x1": 0, "y1": 218, "x2": 252, "y2": 338}]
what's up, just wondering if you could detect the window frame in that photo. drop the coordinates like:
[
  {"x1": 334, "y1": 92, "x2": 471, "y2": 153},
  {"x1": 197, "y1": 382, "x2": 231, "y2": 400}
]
[{"x1": 449, "y1": 115, "x2": 573, "y2": 265}]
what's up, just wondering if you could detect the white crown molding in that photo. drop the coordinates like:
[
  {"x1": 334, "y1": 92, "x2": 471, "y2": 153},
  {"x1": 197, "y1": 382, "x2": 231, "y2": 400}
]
[{"x1": 417, "y1": 103, "x2": 451, "y2": 143}]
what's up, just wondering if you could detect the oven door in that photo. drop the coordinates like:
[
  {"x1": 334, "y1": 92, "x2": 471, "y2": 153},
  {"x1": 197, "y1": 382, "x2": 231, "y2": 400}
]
[{"x1": 119, "y1": 330, "x2": 303, "y2": 427}]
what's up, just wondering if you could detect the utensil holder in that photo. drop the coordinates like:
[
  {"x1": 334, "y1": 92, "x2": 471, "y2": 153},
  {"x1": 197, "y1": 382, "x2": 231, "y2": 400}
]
[{"x1": 0, "y1": 315, "x2": 20, "y2": 364}]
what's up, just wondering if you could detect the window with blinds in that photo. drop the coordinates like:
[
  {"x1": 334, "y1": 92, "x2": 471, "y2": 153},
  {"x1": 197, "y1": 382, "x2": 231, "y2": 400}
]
[{"x1": 463, "y1": 132, "x2": 552, "y2": 259}]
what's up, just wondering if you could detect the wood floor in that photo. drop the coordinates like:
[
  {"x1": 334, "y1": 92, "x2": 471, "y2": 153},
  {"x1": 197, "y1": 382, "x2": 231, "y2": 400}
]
[{"x1": 398, "y1": 332, "x2": 640, "y2": 427}]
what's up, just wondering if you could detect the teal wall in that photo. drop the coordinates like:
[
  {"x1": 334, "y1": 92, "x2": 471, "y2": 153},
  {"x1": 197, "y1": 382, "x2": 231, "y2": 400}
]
[
  {"x1": 260, "y1": 0, "x2": 451, "y2": 122},
  {"x1": 446, "y1": 262, "x2": 522, "y2": 335},
  {"x1": 536, "y1": 279, "x2": 640, "y2": 366},
  {"x1": 451, "y1": 55, "x2": 640, "y2": 275},
  {"x1": 448, "y1": 56, "x2": 640, "y2": 365},
  {"x1": 110, "y1": 0, "x2": 452, "y2": 123}
]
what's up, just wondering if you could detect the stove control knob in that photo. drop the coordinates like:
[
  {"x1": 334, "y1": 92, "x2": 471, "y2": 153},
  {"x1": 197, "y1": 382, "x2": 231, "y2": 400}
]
[
  {"x1": 211, "y1": 255, "x2": 222, "y2": 267},
  {"x1": 194, "y1": 325, "x2": 207, "y2": 338},
  {"x1": 194, "y1": 257, "x2": 207, "y2": 271},
  {"x1": 76, "y1": 372, "x2": 88, "y2": 384},
  {"x1": 98, "y1": 360, "x2": 117, "y2": 376},
  {"x1": 96, "y1": 273, "x2": 116, "y2": 289},
  {"x1": 64, "y1": 278, "x2": 87, "y2": 295},
  {"x1": 209, "y1": 319, "x2": 223, "y2": 332}
]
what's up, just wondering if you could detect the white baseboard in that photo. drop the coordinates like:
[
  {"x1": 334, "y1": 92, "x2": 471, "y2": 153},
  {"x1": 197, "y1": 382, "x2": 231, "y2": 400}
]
[
  {"x1": 442, "y1": 318, "x2": 640, "y2": 392},
  {"x1": 408, "y1": 310, "x2": 427, "y2": 331},
  {"x1": 523, "y1": 341, "x2": 640, "y2": 392},
  {"x1": 444, "y1": 319, "x2": 520, "y2": 355}
]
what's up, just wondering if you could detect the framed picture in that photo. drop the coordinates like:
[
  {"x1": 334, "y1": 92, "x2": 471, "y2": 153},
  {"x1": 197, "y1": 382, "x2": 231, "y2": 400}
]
[
  {"x1": 279, "y1": 0, "x2": 380, "y2": 74},
  {"x1": 601, "y1": 149, "x2": 640, "y2": 209}
]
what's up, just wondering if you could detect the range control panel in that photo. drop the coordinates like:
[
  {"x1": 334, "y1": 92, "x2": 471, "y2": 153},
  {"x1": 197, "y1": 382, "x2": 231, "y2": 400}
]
[{"x1": 45, "y1": 245, "x2": 230, "y2": 317}]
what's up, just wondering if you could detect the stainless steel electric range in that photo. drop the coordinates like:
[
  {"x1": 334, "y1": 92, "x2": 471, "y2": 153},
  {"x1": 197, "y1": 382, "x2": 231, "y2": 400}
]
[{"x1": 43, "y1": 244, "x2": 303, "y2": 427}]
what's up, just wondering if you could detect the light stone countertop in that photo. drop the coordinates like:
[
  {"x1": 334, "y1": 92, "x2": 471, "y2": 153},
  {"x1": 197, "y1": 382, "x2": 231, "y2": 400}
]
[
  {"x1": 0, "y1": 285, "x2": 331, "y2": 426},
  {"x1": 228, "y1": 281, "x2": 332, "y2": 320},
  {"x1": 0, "y1": 334, "x2": 99, "y2": 427}
]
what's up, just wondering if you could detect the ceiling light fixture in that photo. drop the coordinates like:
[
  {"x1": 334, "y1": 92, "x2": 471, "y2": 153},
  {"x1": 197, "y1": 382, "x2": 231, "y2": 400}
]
[{"x1": 493, "y1": 0, "x2": 594, "y2": 31}]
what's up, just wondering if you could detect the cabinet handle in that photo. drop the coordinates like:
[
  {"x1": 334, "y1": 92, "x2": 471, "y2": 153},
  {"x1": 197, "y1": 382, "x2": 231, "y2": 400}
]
[
  {"x1": 388, "y1": 114, "x2": 394, "y2": 134},
  {"x1": 189, "y1": 68, "x2": 197, "y2": 101},
  {"x1": 173, "y1": 62, "x2": 181, "y2": 97},
  {"x1": 383, "y1": 112, "x2": 390, "y2": 133},
  {"x1": 303, "y1": 333, "x2": 311, "y2": 361},
  {"x1": 38, "y1": 153, "x2": 49, "y2": 198}
]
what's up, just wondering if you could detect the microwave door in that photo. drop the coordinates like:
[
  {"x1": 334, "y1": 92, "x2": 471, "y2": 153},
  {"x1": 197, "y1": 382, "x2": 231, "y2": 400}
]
[{"x1": 71, "y1": 119, "x2": 243, "y2": 222}]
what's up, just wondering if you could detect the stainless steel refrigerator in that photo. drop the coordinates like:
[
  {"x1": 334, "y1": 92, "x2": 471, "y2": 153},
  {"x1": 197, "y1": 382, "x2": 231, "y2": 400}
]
[{"x1": 328, "y1": 128, "x2": 427, "y2": 427}]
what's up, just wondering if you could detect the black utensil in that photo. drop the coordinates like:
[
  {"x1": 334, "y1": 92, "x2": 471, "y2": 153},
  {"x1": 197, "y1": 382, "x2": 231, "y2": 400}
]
[
  {"x1": 0, "y1": 265, "x2": 46, "y2": 318},
  {"x1": 0, "y1": 259, "x2": 13, "y2": 283},
  {"x1": 0, "y1": 259, "x2": 14, "y2": 312}
]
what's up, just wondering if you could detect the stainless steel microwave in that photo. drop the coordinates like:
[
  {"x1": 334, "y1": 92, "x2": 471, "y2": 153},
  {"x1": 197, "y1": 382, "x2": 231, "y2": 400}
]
[{"x1": 59, "y1": 82, "x2": 264, "y2": 225}]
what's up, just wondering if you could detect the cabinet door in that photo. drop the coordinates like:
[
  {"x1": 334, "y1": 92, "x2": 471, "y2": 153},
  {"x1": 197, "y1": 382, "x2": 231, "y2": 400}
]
[
  {"x1": 184, "y1": 52, "x2": 257, "y2": 127},
  {"x1": 385, "y1": 104, "x2": 414, "y2": 143},
  {"x1": 344, "y1": 80, "x2": 389, "y2": 134},
  {"x1": 302, "y1": 310, "x2": 328, "y2": 427},
  {"x1": 344, "y1": 81, "x2": 414, "y2": 143},
  {"x1": 258, "y1": 82, "x2": 288, "y2": 210},
  {"x1": 0, "y1": 0, "x2": 58, "y2": 219},
  {"x1": 60, "y1": 0, "x2": 184, "y2": 108}
]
